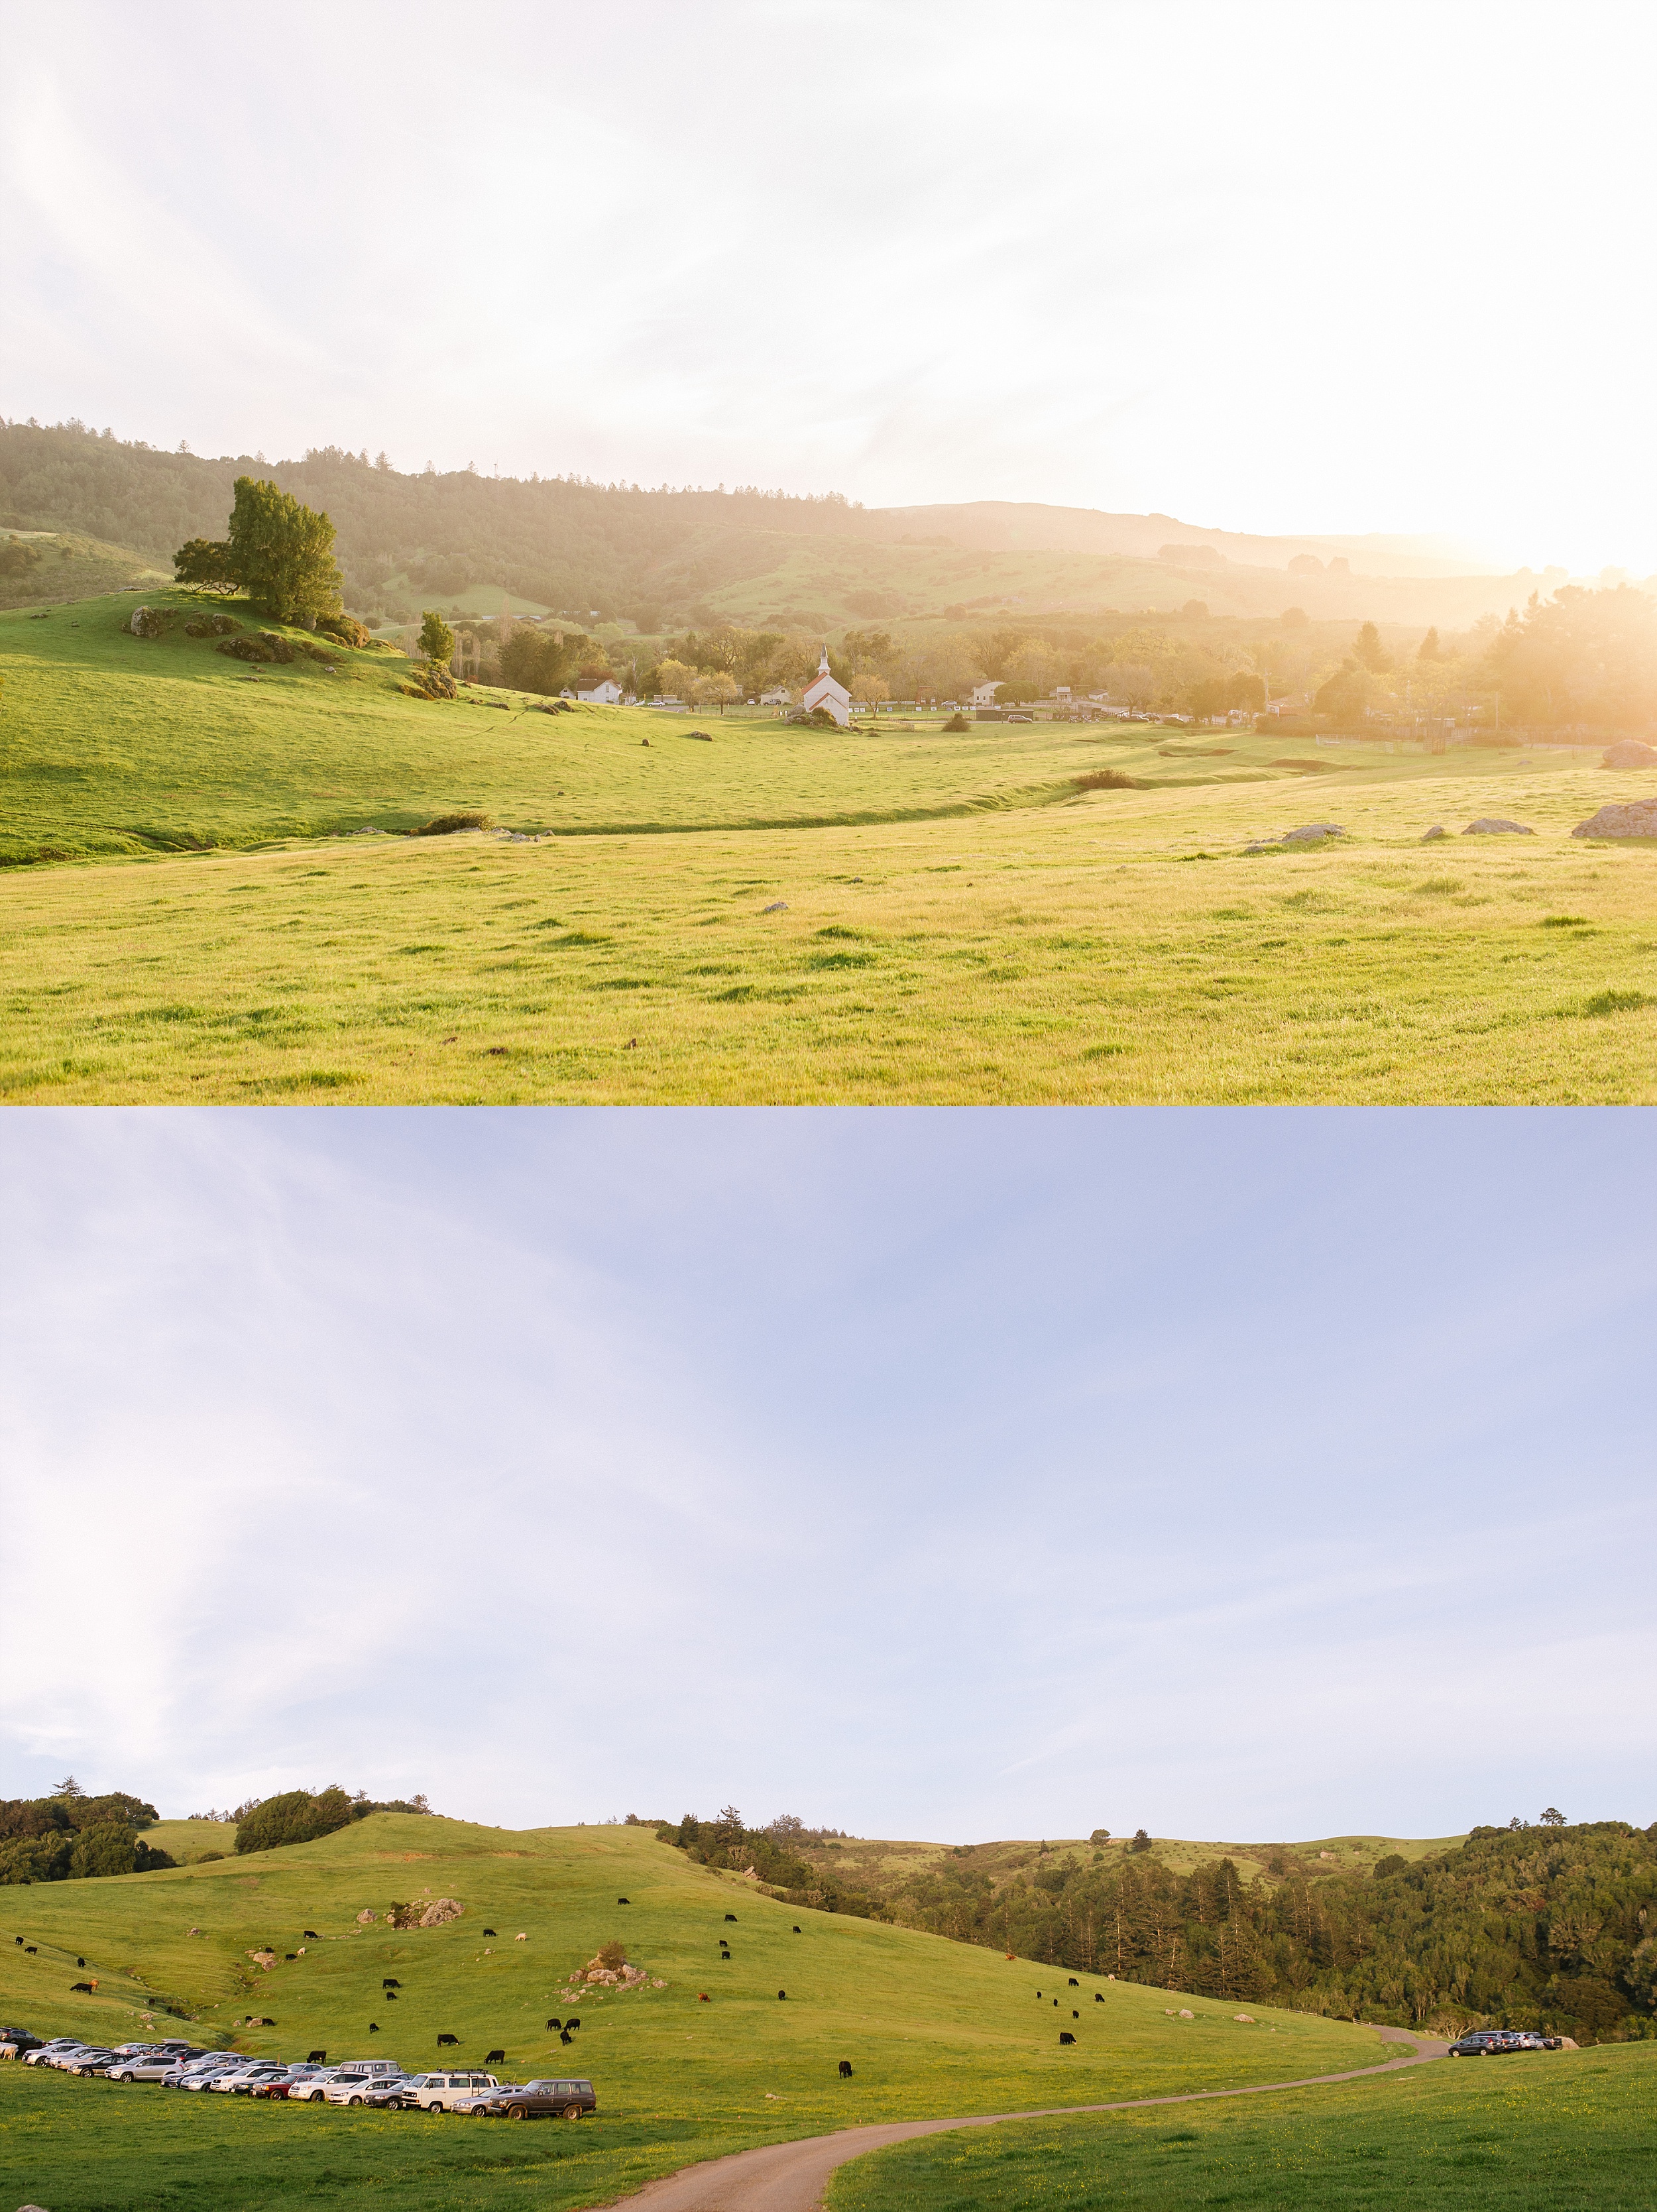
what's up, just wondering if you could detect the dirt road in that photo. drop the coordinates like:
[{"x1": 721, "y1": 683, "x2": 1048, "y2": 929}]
[{"x1": 587, "y1": 2026, "x2": 1448, "y2": 2212}]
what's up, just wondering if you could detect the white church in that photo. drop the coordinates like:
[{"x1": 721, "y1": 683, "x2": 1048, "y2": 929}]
[{"x1": 801, "y1": 647, "x2": 851, "y2": 727}]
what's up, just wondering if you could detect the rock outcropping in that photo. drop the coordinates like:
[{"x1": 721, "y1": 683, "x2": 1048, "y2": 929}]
[{"x1": 1573, "y1": 798, "x2": 1657, "y2": 838}]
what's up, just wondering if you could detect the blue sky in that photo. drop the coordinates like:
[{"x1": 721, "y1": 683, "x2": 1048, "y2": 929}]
[
  {"x1": 5, "y1": 0, "x2": 1657, "y2": 570},
  {"x1": 1, "y1": 1108, "x2": 1650, "y2": 1844}
]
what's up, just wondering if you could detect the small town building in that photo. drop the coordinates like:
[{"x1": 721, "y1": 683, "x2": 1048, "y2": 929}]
[
  {"x1": 970, "y1": 680, "x2": 1001, "y2": 708},
  {"x1": 801, "y1": 649, "x2": 850, "y2": 728},
  {"x1": 575, "y1": 677, "x2": 623, "y2": 705}
]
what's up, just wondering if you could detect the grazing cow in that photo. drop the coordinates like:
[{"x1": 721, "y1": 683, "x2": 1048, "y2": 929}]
[
  {"x1": 560, "y1": 2030, "x2": 573, "y2": 2044},
  {"x1": 697, "y1": 1995, "x2": 709, "y2": 2005},
  {"x1": 485, "y1": 2048, "x2": 505, "y2": 2064},
  {"x1": 304, "y1": 1931, "x2": 319, "y2": 1940},
  {"x1": 369, "y1": 2024, "x2": 378, "y2": 2033},
  {"x1": 1059, "y1": 2031, "x2": 1076, "y2": 2046},
  {"x1": 566, "y1": 2018, "x2": 581, "y2": 2030},
  {"x1": 618, "y1": 1896, "x2": 630, "y2": 1905},
  {"x1": 547, "y1": 2018, "x2": 561, "y2": 2031},
  {"x1": 1068, "y1": 1977, "x2": 1079, "y2": 1987},
  {"x1": 383, "y1": 1979, "x2": 401, "y2": 1989},
  {"x1": 793, "y1": 1926, "x2": 801, "y2": 1934},
  {"x1": 285, "y1": 1953, "x2": 297, "y2": 1961},
  {"x1": 1094, "y1": 1993, "x2": 1104, "y2": 2003},
  {"x1": 437, "y1": 2034, "x2": 459, "y2": 2048},
  {"x1": 1036, "y1": 1990, "x2": 1041, "y2": 1998},
  {"x1": 77, "y1": 1957, "x2": 86, "y2": 1968},
  {"x1": 483, "y1": 1928, "x2": 496, "y2": 1937},
  {"x1": 724, "y1": 1913, "x2": 737, "y2": 1922},
  {"x1": 308, "y1": 2050, "x2": 326, "y2": 2064},
  {"x1": 1053, "y1": 1999, "x2": 1058, "y2": 2007},
  {"x1": 838, "y1": 2060, "x2": 853, "y2": 2079},
  {"x1": 1072, "y1": 2011, "x2": 1080, "y2": 2019},
  {"x1": 70, "y1": 1981, "x2": 93, "y2": 1994},
  {"x1": 23, "y1": 1948, "x2": 36, "y2": 1956},
  {"x1": 777, "y1": 1989, "x2": 787, "y2": 2001},
  {"x1": 386, "y1": 1990, "x2": 398, "y2": 1999}
]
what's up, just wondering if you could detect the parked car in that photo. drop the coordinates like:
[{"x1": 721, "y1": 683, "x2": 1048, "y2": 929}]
[
  {"x1": 478, "y1": 2077, "x2": 597, "y2": 2121},
  {"x1": 325, "y1": 2070, "x2": 408, "y2": 2107},
  {"x1": 109, "y1": 2054, "x2": 194, "y2": 2083},
  {"x1": 454, "y1": 2081, "x2": 524, "y2": 2114},
  {"x1": 400, "y1": 2070, "x2": 500, "y2": 2113},
  {"x1": 24, "y1": 2040, "x2": 85, "y2": 2066},
  {"x1": 69, "y1": 2050, "x2": 123, "y2": 2075},
  {"x1": 0, "y1": 2030, "x2": 44, "y2": 2058},
  {"x1": 249, "y1": 2066, "x2": 327, "y2": 2099},
  {"x1": 212, "y1": 2061, "x2": 292, "y2": 2093},
  {"x1": 180, "y1": 2059, "x2": 247, "y2": 2089},
  {"x1": 52, "y1": 2046, "x2": 105, "y2": 2072},
  {"x1": 363, "y1": 2074, "x2": 428, "y2": 2109},
  {"x1": 288, "y1": 2070, "x2": 347, "y2": 2102}
]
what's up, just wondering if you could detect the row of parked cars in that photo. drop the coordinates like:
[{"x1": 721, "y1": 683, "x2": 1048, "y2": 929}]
[
  {"x1": 1446, "y1": 2028, "x2": 1564, "y2": 2056},
  {"x1": 0, "y1": 2032, "x2": 597, "y2": 2119}
]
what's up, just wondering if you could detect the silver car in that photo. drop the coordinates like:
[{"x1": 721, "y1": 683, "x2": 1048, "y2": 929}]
[{"x1": 109, "y1": 2054, "x2": 187, "y2": 2083}]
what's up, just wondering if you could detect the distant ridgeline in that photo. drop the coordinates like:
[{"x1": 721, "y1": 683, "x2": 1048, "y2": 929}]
[
  {"x1": 0, "y1": 1784, "x2": 171, "y2": 1883},
  {"x1": 661, "y1": 1815, "x2": 1657, "y2": 2046}
]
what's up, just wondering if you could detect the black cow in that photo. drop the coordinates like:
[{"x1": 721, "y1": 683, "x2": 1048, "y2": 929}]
[
  {"x1": 369, "y1": 2023, "x2": 378, "y2": 2033},
  {"x1": 618, "y1": 1896, "x2": 630, "y2": 1904},
  {"x1": 559, "y1": 2030, "x2": 572, "y2": 2045},
  {"x1": 1059, "y1": 2031, "x2": 1076, "y2": 2046},
  {"x1": 23, "y1": 1947, "x2": 36, "y2": 1956},
  {"x1": 1053, "y1": 1999, "x2": 1058, "y2": 2007},
  {"x1": 383, "y1": 1978, "x2": 401, "y2": 1989},
  {"x1": 565, "y1": 2017, "x2": 581, "y2": 2030},
  {"x1": 547, "y1": 2018, "x2": 561, "y2": 2031},
  {"x1": 793, "y1": 1925, "x2": 801, "y2": 1933},
  {"x1": 1036, "y1": 1989, "x2": 1042, "y2": 1997},
  {"x1": 838, "y1": 2060, "x2": 853, "y2": 2079},
  {"x1": 777, "y1": 1989, "x2": 787, "y2": 2001},
  {"x1": 11, "y1": 1936, "x2": 19, "y2": 1946},
  {"x1": 485, "y1": 2048, "x2": 505, "y2": 2064},
  {"x1": 1072, "y1": 2011, "x2": 1079, "y2": 2019},
  {"x1": 70, "y1": 1981, "x2": 93, "y2": 1993},
  {"x1": 483, "y1": 1928, "x2": 496, "y2": 1937},
  {"x1": 77, "y1": 1957, "x2": 86, "y2": 1968},
  {"x1": 1068, "y1": 1977, "x2": 1079, "y2": 1986},
  {"x1": 308, "y1": 2050, "x2": 326, "y2": 2063},
  {"x1": 724, "y1": 1913, "x2": 737, "y2": 1922},
  {"x1": 1095, "y1": 1993, "x2": 1104, "y2": 2003},
  {"x1": 304, "y1": 1931, "x2": 318, "y2": 1940},
  {"x1": 437, "y1": 2034, "x2": 459, "y2": 2048},
  {"x1": 285, "y1": 1953, "x2": 297, "y2": 1961}
]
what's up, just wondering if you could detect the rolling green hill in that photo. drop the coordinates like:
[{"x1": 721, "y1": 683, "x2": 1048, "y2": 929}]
[
  {"x1": 2, "y1": 589, "x2": 1654, "y2": 1106},
  {"x1": 0, "y1": 1812, "x2": 1389, "y2": 2212}
]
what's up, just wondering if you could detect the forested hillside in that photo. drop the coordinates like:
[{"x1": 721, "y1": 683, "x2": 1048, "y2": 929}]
[{"x1": 664, "y1": 1816, "x2": 1657, "y2": 2044}]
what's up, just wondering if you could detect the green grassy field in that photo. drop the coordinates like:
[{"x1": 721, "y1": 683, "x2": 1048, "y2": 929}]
[
  {"x1": 3, "y1": 590, "x2": 1654, "y2": 1102},
  {"x1": 0, "y1": 1814, "x2": 1385, "y2": 2211},
  {"x1": 829, "y1": 2042, "x2": 1657, "y2": 2212}
]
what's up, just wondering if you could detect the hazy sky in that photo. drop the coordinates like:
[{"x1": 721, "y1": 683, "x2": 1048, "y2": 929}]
[
  {"x1": 3, "y1": 1109, "x2": 1650, "y2": 1844},
  {"x1": 5, "y1": 1, "x2": 1656, "y2": 571}
]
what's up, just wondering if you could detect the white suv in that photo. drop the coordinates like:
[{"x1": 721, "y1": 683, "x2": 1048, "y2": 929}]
[{"x1": 402, "y1": 2070, "x2": 500, "y2": 2113}]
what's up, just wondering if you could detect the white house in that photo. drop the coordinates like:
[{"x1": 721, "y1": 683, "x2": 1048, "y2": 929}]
[
  {"x1": 801, "y1": 648, "x2": 851, "y2": 728},
  {"x1": 970, "y1": 680, "x2": 1001, "y2": 708},
  {"x1": 575, "y1": 677, "x2": 622, "y2": 705}
]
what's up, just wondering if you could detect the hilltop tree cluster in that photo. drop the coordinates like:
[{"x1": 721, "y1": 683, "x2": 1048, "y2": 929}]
[
  {"x1": 658, "y1": 1810, "x2": 889, "y2": 1922},
  {"x1": 0, "y1": 1779, "x2": 173, "y2": 1884},
  {"x1": 174, "y1": 477, "x2": 343, "y2": 625}
]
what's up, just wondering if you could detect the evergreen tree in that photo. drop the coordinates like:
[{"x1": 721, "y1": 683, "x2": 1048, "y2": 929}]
[{"x1": 226, "y1": 477, "x2": 342, "y2": 624}]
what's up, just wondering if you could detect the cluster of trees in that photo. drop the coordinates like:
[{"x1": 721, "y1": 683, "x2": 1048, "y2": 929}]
[
  {"x1": 851, "y1": 1820, "x2": 1656, "y2": 2043},
  {"x1": 174, "y1": 478, "x2": 343, "y2": 624},
  {"x1": 0, "y1": 1779, "x2": 173, "y2": 1885},
  {"x1": 657, "y1": 1809, "x2": 889, "y2": 1922}
]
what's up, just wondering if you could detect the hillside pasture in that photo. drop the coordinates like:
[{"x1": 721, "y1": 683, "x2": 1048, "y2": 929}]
[
  {"x1": 0, "y1": 1814, "x2": 1383, "y2": 2212},
  {"x1": 1, "y1": 592, "x2": 1653, "y2": 1103}
]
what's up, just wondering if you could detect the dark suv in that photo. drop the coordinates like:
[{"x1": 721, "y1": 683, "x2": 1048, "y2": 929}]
[{"x1": 481, "y1": 2077, "x2": 597, "y2": 2120}]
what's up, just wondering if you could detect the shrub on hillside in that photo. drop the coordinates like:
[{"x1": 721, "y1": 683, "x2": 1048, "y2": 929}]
[
  {"x1": 185, "y1": 612, "x2": 241, "y2": 637},
  {"x1": 943, "y1": 712, "x2": 970, "y2": 730},
  {"x1": 1074, "y1": 769, "x2": 1139, "y2": 790},
  {"x1": 315, "y1": 613, "x2": 371, "y2": 649},
  {"x1": 235, "y1": 1786, "x2": 355, "y2": 1855},
  {"x1": 412, "y1": 810, "x2": 492, "y2": 836},
  {"x1": 217, "y1": 632, "x2": 294, "y2": 665}
]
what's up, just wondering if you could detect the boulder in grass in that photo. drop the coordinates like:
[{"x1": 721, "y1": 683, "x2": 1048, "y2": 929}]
[
  {"x1": 1462, "y1": 818, "x2": 1534, "y2": 834},
  {"x1": 1284, "y1": 823, "x2": 1344, "y2": 842},
  {"x1": 1572, "y1": 797, "x2": 1657, "y2": 839},
  {"x1": 129, "y1": 605, "x2": 173, "y2": 638},
  {"x1": 1602, "y1": 739, "x2": 1657, "y2": 767},
  {"x1": 418, "y1": 1897, "x2": 464, "y2": 1927},
  {"x1": 1421, "y1": 825, "x2": 1448, "y2": 841}
]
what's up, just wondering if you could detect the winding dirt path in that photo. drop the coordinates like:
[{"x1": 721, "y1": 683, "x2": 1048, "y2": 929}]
[{"x1": 585, "y1": 2027, "x2": 1447, "y2": 2212}]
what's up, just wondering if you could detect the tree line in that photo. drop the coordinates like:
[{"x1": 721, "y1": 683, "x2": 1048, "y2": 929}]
[{"x1": 0, "y1": 1779, "x2": 173, "y2": 1883}]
